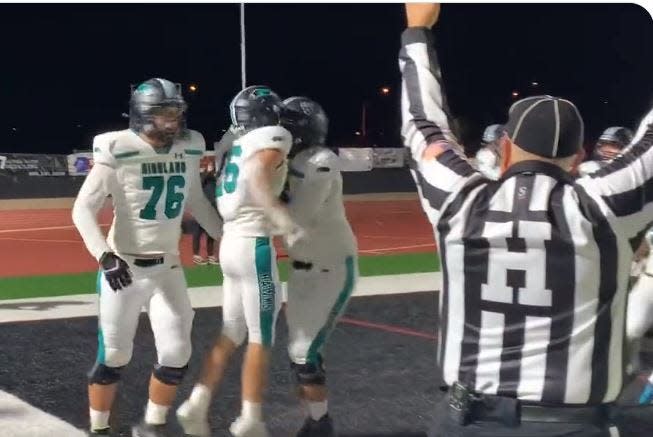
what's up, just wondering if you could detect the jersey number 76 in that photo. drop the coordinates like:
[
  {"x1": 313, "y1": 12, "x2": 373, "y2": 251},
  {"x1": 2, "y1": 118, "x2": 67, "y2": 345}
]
[{"x1": 139, "y1": 175, "x2": 186, "y2": 220}]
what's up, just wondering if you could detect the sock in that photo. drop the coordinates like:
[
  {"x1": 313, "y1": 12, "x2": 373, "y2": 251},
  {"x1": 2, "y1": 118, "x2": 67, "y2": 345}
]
[
  {"x1": 144, "y1": 400, "x2": 169, "y2": 425},
  {"x1": 188, "y1": 384, "x2": 212, "y2": 412},
  {"x1": 306, "y1": 400, "x2": 328, "y2": 421},
  {"x1": 242, "y1": 400, "x2": 262, "y2": 420},
  {"x1": 89, "y1": 408, "x2": 110, "y2": 431}
]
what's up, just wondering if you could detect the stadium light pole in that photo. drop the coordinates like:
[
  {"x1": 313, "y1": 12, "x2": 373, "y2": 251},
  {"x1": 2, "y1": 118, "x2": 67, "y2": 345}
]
[
  {"x1": 360, "y1": 87, "x2": 390, "y2": 146},
  {"x1": 240, "y1": 3, "x2": 247, "y2": 89}
]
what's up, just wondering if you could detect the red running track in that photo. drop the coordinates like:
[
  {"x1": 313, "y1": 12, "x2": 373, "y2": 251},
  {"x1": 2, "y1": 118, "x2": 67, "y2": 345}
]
[{"x1": 0, "y1": 200, "x2": 434, "y2": 277}]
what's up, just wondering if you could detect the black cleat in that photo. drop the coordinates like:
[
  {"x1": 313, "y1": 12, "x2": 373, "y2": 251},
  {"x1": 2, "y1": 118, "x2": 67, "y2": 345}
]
[
  {"x1": 88, "y1": 428, "x2": 110, "y2": 436},
  {"x1": 296, "y1": 415, "x2": 336, "y2": 437},
  {"x1": 131, "y1": 422, "x2": 167, "y2": 437}
]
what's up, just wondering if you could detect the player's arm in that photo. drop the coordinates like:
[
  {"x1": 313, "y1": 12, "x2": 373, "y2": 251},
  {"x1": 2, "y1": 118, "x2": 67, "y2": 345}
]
[
  {"x1": 72, "y1": 164, "x2": 113, "y2": 261},
  {"x1": 577, "y1": 107, "x2": 653, "y2": 237},
  {"x1": 400, "y1": 3, "x2": 478, "y2": 224},
  {"x1": 626, "y1": 269, "x2": 653, "y2": 405},
  {"x1": 246, "y1": 148, "x2": 297, "y2": 234},
  {"x1": 187, "y1": 177, "x2": 223, "y2": 241},
  {"x1": 627, "y1": 274, "x2": 653, "y2": 341},
  {"x1": 72, "y1": 163, "x2": 132, "y2": 291}
]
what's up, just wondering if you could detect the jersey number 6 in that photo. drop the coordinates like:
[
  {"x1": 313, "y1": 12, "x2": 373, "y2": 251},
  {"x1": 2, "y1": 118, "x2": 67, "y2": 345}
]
[
  {"x1": 139, "y1": 175, "x2": 186, "y2": 220},
  {"x1": 216, "y1": 145, "x2": 242, "y2": 197}
]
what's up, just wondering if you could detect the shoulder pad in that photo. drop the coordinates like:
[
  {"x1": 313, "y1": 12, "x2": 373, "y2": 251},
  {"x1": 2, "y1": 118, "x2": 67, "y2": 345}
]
[
  {"x1": 183, "y1": 129, "x2": 206, "y2": 154},
  {"x1": 578, "y1": 160, "x2": 601, "y2": 177},
  {"x1": 179, "y1": 130, "x2": 206, "y2": 158},
  {"x1": 92, "y1": 130, "x2": 126, "y2": 167},
  {"x1": 238, "y1": 125, "x2": 292, "y2": 159},
  {"x1": 307, "y1": 147, "x2": 340, "y2": 174},
  {"x1": 291, "y1": 147, "x2": 340, "y2": 179}
]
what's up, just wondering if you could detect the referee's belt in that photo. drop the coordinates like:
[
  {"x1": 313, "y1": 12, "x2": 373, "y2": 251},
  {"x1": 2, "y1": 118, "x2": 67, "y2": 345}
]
[
  {"x1": 446, "y1": 388, "x2": 613, "y2": 426},
  {"x1": 517, "y1": 402, "x2": 613, "y2": 424},
  {"x1": 133, "y1": 257, "x2": 165, "y2": 268}
]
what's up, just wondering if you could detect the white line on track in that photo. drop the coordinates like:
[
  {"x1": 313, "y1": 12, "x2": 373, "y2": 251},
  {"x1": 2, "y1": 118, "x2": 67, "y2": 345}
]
[
  {"x1": 359, "y1": 243, "x2": 436, "y2": 254},
  {"x1": 0, "y1": 224, "x2": 111, "y2": 234},
  {"x1": 358, "y1": 234, "x2": 433, "y2": 241},
  {"x1": 0, "y1": 237, "x2": 83, "y2": 244}
]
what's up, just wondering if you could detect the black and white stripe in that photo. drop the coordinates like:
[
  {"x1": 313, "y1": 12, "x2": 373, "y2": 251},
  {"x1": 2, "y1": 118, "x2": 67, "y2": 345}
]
[{"x1": 401, "y1": 27, "x2": 653, "y2": 405}]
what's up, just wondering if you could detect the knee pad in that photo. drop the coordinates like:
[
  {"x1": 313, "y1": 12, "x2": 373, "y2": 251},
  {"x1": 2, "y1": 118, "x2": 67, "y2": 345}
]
[
  {"x1": 88, "y1": 362, "x2": 124, "y2": 385},
  {"x1": 291, "y1": 356, "x2": 326, "y2": 386},
  {"x1": 221, "y1": 322, "x2": 247, "y2": 347},
  {"x1": 103, "y1": 347, "x2": 132, "y2": 368},
  {"x1": 158, "y1": 343, "x2": 192, "y2": 369},
  {"x1": 153, "y1": 364, "x2": 188, "y2": 385}
]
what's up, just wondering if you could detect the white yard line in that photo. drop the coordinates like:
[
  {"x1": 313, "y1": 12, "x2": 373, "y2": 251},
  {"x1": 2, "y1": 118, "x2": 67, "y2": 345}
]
[
  {"x1": 0, "y1": 272, "x2": 441, "y2": 324},
  {"x1": 0, "y1": 391, "x2": 86, "y2": 437}
]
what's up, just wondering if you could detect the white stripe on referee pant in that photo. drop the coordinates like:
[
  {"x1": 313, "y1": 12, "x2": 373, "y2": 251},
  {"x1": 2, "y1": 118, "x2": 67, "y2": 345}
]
[{"x1": 609, "y1": 426, "x2": 620, "y2": 437}]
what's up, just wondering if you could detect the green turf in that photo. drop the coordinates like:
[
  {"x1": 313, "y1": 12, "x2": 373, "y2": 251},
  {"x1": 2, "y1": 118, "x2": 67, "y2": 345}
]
[{"x1": 0, "y1": 252, "x2": 440, "y2": 300}]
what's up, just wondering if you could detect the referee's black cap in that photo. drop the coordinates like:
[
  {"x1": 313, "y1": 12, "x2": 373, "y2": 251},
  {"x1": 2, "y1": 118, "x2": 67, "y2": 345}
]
[{"x1": 503, "y1": 95, "x2": 584, "y2": 158}]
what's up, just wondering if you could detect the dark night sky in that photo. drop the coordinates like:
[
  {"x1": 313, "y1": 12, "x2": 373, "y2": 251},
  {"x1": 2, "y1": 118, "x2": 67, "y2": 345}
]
[{"x1": 0, "y1": 3, "x2": 651, "y2": 155}]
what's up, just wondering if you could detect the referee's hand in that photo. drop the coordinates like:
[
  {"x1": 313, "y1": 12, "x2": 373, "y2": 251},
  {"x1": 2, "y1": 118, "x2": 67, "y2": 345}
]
[
  {"x1": 99, "y1": 252, "x2": 133, "y2": 291},
  {"x1": 406, "y1": 3, "x2": 441, "y2": 28}
]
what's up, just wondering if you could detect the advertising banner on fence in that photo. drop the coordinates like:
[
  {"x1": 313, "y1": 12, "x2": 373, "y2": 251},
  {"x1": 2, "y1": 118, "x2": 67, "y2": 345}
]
[
  {"x1": 67, "y1": 152, "x2": 94, "y2": 176},
  {"x1": 338, "y1": 148, "x2": 373, "y2": 172},
  {"x1": 372, "y1": 148, "x2": 406, "y2": 168},
  {"x1": 0, "y1": 153, "x2": 68, "y2": 176}
]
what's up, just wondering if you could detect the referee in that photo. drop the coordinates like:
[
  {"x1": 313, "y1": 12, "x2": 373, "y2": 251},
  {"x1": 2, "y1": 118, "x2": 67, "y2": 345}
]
[{"x1": 401, "y1": 4, "x2": 653, "y2": 437}]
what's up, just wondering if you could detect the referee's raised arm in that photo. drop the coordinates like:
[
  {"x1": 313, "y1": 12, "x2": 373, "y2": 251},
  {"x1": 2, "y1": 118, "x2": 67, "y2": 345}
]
[{"x1": 400, "y1": 3, "x2": 478, "y2": 224}]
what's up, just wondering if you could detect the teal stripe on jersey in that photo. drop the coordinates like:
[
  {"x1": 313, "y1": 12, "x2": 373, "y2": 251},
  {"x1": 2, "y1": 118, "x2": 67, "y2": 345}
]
[
  {"x1": 254, "y1": 237, "x2": 276, "y2": 347},
  {"x1": 95, "y1": 271, "x2": 106, "y2": 364},
  {"x1": 114, "y1": 150, "x2": 140, "y2": 159},
  {"x1": 184, "y1": 149, "x2": 203, "y2": 155},
  {"x1": 306, "y1": 256, "x2": 356, "y2": 364}
]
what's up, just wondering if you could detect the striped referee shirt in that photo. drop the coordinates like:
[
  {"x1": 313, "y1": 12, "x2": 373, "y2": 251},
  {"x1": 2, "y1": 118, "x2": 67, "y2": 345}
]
[{"x1": 400, "y1": 27, "x2": 653, "y2": 405}]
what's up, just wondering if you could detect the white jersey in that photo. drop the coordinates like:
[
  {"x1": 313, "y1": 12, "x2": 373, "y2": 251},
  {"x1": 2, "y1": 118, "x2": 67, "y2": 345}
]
[
  {"x1": 217, "y1": 125, "x2": 292, "y2": 237},
  {"x1": 578, "y1": 160, "x2": 603, "y2": 177},
  {"x1": 82, "y1": 129, "x2": 207, "y2": 257},
  {"x1": 643, "y1": 228, "x2": 653, "y2": 274},
  {"x1": 285, "y1": 146, "x2": 357, "y2": 265},
  {"x1": 474, "y1": 147, "x2": 501, "y2": 180}
]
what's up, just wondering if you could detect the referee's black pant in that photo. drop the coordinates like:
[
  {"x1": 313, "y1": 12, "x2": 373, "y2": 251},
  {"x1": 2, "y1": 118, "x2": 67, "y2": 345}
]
[{"x1": 429, "y1": 395, "x2": 620, "y2": 437}]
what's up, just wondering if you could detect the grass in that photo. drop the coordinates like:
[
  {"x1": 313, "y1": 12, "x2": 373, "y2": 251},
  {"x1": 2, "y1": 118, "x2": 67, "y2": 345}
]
[{"x1": 0, "y1": 252, "x2": 440, "y2": 300}]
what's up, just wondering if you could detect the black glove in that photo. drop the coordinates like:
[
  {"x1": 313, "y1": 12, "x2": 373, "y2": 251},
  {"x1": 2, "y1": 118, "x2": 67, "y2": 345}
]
[{"x1": 99, "y1": 252, "x2": 133, "y2": 291}]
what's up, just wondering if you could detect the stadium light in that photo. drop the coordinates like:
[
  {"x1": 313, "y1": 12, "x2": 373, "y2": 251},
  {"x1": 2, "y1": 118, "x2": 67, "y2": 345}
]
[
  {"x1": 512, "y1": 91, "x2": 519, "y2": 98},
  {"x1": 189, "y1": 84, "x2": 198, "y2": 92},
  {"x1": 531, "y1": 81, "x2": 539, "y2": 86},
  {"x1": 381, "y1": 87, "x2": 390, "y2": 95}
]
